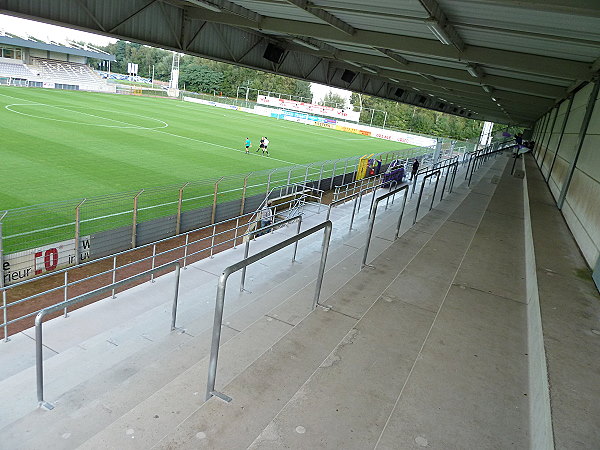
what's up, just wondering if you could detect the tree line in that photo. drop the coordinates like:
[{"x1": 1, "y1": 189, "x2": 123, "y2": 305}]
[{"x1": 93, "y1": 40, "x2": 511, "y2": 140}]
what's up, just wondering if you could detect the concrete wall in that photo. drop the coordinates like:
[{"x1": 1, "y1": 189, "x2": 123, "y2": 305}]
[{"x1": 532, "y1": 81, "x2": 600, "y2": 268}]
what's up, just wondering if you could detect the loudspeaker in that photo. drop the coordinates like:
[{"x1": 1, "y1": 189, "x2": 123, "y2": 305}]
[
  {"x1": 263, "y1": 44, "x2": 285, "y2": 64},
  {"x1": 394, "y1": 88, "x2": 405, "y2": 97},
  {"x1": 459, "y1": 109, "x2": 465, "y2": 115},
  {"x1": 438, "y1": 102, "x2": 445, "y2": 109},
  {"x1": 341, "y1": 69, "x2": 356, "y2": 83},
  {"x1": 418, "y1": 95, "x2": 427, "y2": 104}
]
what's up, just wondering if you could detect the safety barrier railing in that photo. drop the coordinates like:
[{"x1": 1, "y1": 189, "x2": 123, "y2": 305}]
[
  {"x1": 361, "y1": 183, "x2": 410, "y2": 268},
  {"x1": 240, "y1": 215, "x2": 303, "y2": 292},
  {"x1": 34, "y1": 261, "x2": 182, "y2": 409},
  {"x1": 468, "y1": 142, "x2": 515, "y2": 186},
  {"x1": 327, "y1": 178, "x2": 389, "y2": 231},
  {"x1": 410, "y1": 156, "x2": 459, "y2": 199},
  {"x1": 332, "y1": 175, "x2": 383, "y2": 203},
  {"x1": 205, "y1": 220, "x2": 333, "y2": 402},
  {"x1": 0, "y1": 207, "x2": 303, "y2": 342},
  {"x1": 413, "y1": 171, "x2": 441, "y2": 224}
]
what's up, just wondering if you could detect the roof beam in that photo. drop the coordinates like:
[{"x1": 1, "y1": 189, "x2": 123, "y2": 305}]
[
  {"x1": 282, "y1": 0, "x2": 355, "y2": 36},
  {"x1": 417, "y1": 0, "x2": 465, "y2": 51},
  {"x1": 334, "y1": 50, "x2": 567, "y2": 98},
  {"x1": 184, "y1": 11, "x2": 592, "y2": 80}
]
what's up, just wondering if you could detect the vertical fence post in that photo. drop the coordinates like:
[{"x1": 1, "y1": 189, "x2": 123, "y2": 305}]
[
  {"x1": 74, "y1": 199, "x2": 85, "y2": 267},
  {"x1": 329, "y1": 162, "x2": 337, "y2": 191},
  {"x1": 132, "y1": 190, "x2": 144, "y2": 249},
  {"x1": 239, "y1": 173, "x2": 251, "y2": 216},
  {"x1": 211, "y1": 177, "x2": 224, "y2": 225},
  {"x1": 342, "y1": 159, "x2": 349, "y2": 185},
  {"x1": 183, "y1": 234, "x2": 189, "y2": 268},
  {"x1": 317, "y1": 162, "x2": 325, "y2": 190},
  {"x1": 176, "y1": 182, "x2": 189, "y2": 235}
]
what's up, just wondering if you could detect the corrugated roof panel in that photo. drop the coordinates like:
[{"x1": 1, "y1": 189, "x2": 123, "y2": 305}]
[
  {"x1": 484, "y1": 67, "x2": 572, "y2": 87},
  {"x1": 333, "y1": 12, "x2": 429, "y2": 37},
  {"x1": 232, "y1": 0, "x2": 328, "y2": 23},
  {"x1": 457, "y1": 27, "x2": 599, "y2": 62},
  {"x1": 313, "y1": 0, "x2": 428, "y2": 18},
  {"x1": 403, "y1": 55, "x2": 470, "y2": 70},
  {"x1": 439, "y1": 0, "x2": 600, "y2": 41}
]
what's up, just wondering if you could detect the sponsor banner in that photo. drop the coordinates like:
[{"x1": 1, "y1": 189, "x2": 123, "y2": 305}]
[
  {"x1": 334, "y1": 121, "x2": 436, "y2": 147},
  {"x1": 183, "y1": 96, "x2": 239, "y2": 111},
  {"x1": 3, "y1": 236, "x2": 91, "y2": 286},
  {"x1": 186, "y1": 98, "x2": 435, "y2": 148},
  {"x1": 257, "y1": 95, "x2": 360, "y2": 122}
]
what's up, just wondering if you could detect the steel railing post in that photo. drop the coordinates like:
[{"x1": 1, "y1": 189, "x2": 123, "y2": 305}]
[
  {"x1": 312, "y1": 223, "x2": 332, "y2": 309},
  {"x1": 210, "y1": 225, "x2": 216, "y2": 258},
  {"x1": 292, "y1": 217, "x2": 302, "y2": 262},
  {"x1": 170, "y1": 264, "x2": 182, "y2": 330},
  {"x1": 430, "y1": 173, "x2": 440, "y2": 211},
  {"x1": 111, "y1": 256, "x2": 117, "y2": 298},
  {"x1": 349, "y1": 195, "x2": 359, "y2": 231},
  {"x1": 63, "y1": 271, "x2": 68, "y2": 318},
  {"x1": 176, "y1": 182, "x2": 189, "y2": 235},
  {"x1": 151, "y1": 244, "x2": 156, "y2": 282},
  {"x1": 183, "y1": 234, "x2": 189, "y2": 268},
  {"x1": 132, "y1": 190, "x2": 144, "y2": 248},
  {"x1": 239, "y1": 239, "x2": 251, "y2": 292}
]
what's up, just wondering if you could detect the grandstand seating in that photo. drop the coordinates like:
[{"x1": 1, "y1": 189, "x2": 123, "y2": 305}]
[
  {"x1": 0, "y1": 60, "x2": 36, "y2": 78},
  {"x1": 28, "y1": 57, "x2": 112, "y2": 91}
]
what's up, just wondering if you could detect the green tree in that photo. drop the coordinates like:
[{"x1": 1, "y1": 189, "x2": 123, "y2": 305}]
[
  {"x1": 179, "y1": 64, "x2": 224, "y2": 92},
  {"x1": 319, "y1": 90, "x2": 347, "y2": 108}
]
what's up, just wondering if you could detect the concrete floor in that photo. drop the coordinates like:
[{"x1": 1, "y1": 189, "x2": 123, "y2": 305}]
[{"x1": 0, "y1": 152, "x2": 597, "y2": 449}]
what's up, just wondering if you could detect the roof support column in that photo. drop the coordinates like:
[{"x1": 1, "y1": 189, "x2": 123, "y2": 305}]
[
  {"x1": 546, "y1": 95, "x2": 574, "y2": 184},
  {"x1": 539, "y1": 106, "x2": 559, "y2": 174},
  {"x1": 557, "y1": 77, "x2": 600, "y2": 209}
]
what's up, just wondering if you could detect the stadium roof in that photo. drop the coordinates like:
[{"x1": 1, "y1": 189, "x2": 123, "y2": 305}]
[
  {"x1": 1, "y1": 0, "x2": 599, "y2": 126},
  {"x1": 0, "y1": 34, "x2": 115, "y2": 61}
]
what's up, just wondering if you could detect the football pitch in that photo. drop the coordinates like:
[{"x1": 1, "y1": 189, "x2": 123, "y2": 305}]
[{"x1": 0, "y1": 86, "x2": 415, "y2": 211}]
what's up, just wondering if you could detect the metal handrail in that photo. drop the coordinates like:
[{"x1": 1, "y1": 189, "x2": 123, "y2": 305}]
[
  {"x1": 440, "y1": 161, "x2": 459, "y2": 202},
  {"x1": 205, "y1": 220, "x2": 333, "y2": 402},
  {"x1": 240, "y1": 215, "x2": 303, "y2": 292},
  {"x1": 34, "y1": 261, "x2": 182, "y2": 409},
  {"x1": 361, "y1": 183, "x2": 410, "y2": 268},
  {"x1": 327, "y1": 179, "x2": 389, "y2": 231},
  {"x1": 413, "y1": 170, "x2": 441, "y2": 225},
  {"x1": 468, "y1": 143, "x2": 514, "y2": 186},
  {"x1": 1, "y1": 208, "x2": 301, "y2": 341}
]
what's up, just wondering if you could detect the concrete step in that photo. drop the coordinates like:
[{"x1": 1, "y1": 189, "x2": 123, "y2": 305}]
[
  {"x1": 0, "y1": 159, "x2": 490, "y2": 449},
  {"x1": 147, "y1": 161, "x2": 505, "y2": 449}
]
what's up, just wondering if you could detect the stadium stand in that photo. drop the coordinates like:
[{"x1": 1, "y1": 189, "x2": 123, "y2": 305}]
[
  {"x1": 28, "y1": 56, "x2": 111, "y2": 91},
  {"x1": 0, "y1": 60, "x2": 36, "y2": 78}
]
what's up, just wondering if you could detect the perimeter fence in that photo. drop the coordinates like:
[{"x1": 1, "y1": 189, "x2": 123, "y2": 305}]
[{"x1": 0, "y1": 143, "x2": 459, "y2": 289}]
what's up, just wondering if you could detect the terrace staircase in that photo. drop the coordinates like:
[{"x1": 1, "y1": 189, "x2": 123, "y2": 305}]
[{"x1": 2, "y1": 151, "x2": 596, "y2": 448}]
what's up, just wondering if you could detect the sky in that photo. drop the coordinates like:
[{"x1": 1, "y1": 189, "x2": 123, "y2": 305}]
[
  {"x1": 0, "y1": 13, "x2": 117, "y2": 46},
  {"x1": 0, "y1": 13, "x2": 351, "y2": 105}
]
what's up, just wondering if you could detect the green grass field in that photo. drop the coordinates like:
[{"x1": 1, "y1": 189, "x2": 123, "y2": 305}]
[
  {"x1": 0, "y1": 86, "x2": 415, "y2": 211},
  {"x1": 0, "y1": 86, "x2": 425, "y2": 253}
]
